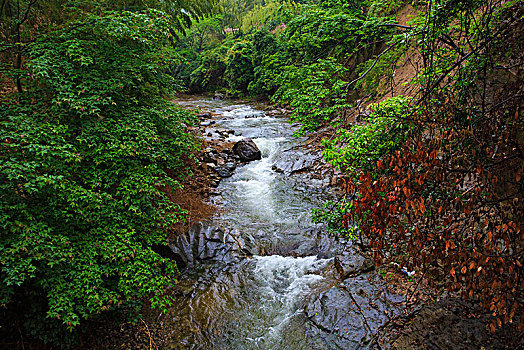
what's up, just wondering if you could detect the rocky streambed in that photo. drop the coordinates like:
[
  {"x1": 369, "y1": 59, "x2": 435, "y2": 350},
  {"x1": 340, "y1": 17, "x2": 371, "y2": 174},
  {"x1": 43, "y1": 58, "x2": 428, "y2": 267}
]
[
  {"x1": 153, "y1": 96, "x2": 406, "y2": 350},
  {"x1": 86, "y1": 97, "x2": 519, "y2": 350}
]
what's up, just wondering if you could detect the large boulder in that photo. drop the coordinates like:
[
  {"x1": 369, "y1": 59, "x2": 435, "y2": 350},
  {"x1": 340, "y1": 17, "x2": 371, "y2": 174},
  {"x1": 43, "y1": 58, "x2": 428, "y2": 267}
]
[
  {"x1": 232, "y1": 138, "x2": 261, "y2": 162},
  {"x1": 169, "y1": 222, "x2": 256, "y2": 268},
  {"x1": 272, "y1": 148, "x2": 321, "y2": 175},
  {"x1": 305, "y1": 272, "x2": 404, "y2": 348}
]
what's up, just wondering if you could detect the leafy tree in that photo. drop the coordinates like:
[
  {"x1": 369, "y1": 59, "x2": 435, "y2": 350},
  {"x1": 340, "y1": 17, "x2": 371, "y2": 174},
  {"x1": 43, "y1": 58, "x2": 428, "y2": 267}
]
[
  {"x1": 0, "y1": 5, "x2": 204, "y2": 345},
  {"x1": 240, "y1": 0, "x2": 298, "y2": 32},
  {"x1": 190, "y1": 44, "x2": 229, "y2": 91},
  {"x1": 272, "y1": 58, "x2": 351, "y2": 133},
  {"x1": 322, "y1": 96, "x2": 412, "y2": 173},
  {"x1": 225, "y1": 39, "x2": 255, "y2": 92},
  {"x1": 184, "y1": 15, "x2": 225, "y2": 52},
  {"x1": 247, "y1": 30, "x2": 281, "y2": 95}
]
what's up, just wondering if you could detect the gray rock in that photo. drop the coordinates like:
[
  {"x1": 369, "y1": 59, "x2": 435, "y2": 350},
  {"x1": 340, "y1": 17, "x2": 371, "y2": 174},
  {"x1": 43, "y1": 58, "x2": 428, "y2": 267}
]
[
  {"x1": 334, "y1": 249, "x2": 375, "y2": 279},
  {"x1": 389, "y1": 298, "x2": 518, "y2": 349},
  {"x1": 215, "y1": 162, "x2": 237, "y2": 178},
  {"x1": 197, "y1": 113, "x2": 211, "y2": 119},
  {"x1": 223, "y1": 162, "x2": 236, "y2": 171},
  {"x1": 306, "y1": 272, "x2": 404, "y2": 349},
  {"x1": 272, "y1": 148, "x2": 321, "y2": 175},
  {"x1": 169, "y1": 223, "x2": 256, "y2": 268},
  {"x1": 233, "y1": 138, "x2": 262, "y2": 162}
]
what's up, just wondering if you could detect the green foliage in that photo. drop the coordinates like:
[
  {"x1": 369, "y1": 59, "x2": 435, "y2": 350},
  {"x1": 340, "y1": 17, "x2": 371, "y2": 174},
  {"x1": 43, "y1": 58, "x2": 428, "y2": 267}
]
[
  {"x1": 268, "y1": 1, "x2": 402, "y2": 131},
  {"x1": 215, "y1": 0, "x2": 291, "y2": 30},
  {"x1": 190, "y1": 45, "x2": 228, "y2": 91},
  {"x1": 244, "y1": 30, "x2": 280, "y2": 95},
  {"x1": 0, "y1": 9, "x2": 198, "y2": 344},
  {"x1": 272, "y1": 58, "x2": 351, "y2": 133},
  {"x1": 225, "y1": 40, "x2": 255, "y2": 92},
  {"x1": 240, "y1": 0, "x2": 300, "y2": 32},
  {"x1": 317, "y1": 96, "x2": 413, "y2": 248},
  {"x1": 319, "y1": 0, "x2": 524, "y2": 332},
  {"x1": 353, "y1": 34, "x2": 410, "y2": 95},
  {"x1": 312, "y1": 200, "x2": 357, "y2": 238},
  {"x1": 367, "y1": 0, "x2": 406, "y2": 17},
  {"x1": 283, "y1": 4, "x2": 366, "y2": 62},
  {"x1": 183, "y1": 15, "x2": 225, "y2": 51},
  {"x1": 322, "y1": 96, "x2": 413, "y2": 173},
  {"x1": 173, "y1": 0, "x2": 397, "y2": 110}
]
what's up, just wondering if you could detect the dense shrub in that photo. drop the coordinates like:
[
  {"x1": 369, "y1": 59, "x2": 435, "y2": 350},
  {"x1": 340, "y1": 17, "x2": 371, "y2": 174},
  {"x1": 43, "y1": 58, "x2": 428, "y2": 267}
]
[
  {"x1": 225, "y1": 40, "x2": 255, "y2": 92},
  {"x1": 0, "y1": 9, "x2": 197, "y2": 344},
  {"x1": 329, "y1": 0, "x2": 523, "y2": 331}
]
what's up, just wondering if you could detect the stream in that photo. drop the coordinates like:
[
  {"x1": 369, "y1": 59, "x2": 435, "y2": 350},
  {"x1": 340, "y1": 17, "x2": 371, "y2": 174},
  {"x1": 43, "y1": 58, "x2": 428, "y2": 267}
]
[{"x1": 164, "y1": 97, "x2": 403, "y2": 349}]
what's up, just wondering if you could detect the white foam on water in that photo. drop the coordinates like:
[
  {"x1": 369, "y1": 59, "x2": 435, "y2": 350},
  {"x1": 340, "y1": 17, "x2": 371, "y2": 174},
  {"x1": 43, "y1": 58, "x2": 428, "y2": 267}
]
[
  {"x1": 222, "y1": 137, "x2": 290, "y2": 223},
  {"x1": 252, "y1": 137, "x2": 286, "y2": 159},
  {"x1": 245, "y1": 255, "x2": 331, "y2": 347},
  {"x1": 226, "y1": 134, "x2": 245, "y2": 142}
]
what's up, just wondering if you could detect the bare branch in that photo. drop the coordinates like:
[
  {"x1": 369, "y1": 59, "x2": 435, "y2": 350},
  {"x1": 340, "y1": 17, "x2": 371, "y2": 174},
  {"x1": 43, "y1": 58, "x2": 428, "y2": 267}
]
[
  {"x1": 378, "y1": 23, "x2": 414, "y2": 30},
  {"x1": 345, "y1": 43, "x2": 397, "y2": 91}
]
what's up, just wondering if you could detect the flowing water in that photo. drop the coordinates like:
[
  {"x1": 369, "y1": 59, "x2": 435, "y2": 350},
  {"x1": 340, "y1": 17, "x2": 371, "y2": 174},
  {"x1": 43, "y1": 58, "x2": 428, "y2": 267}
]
[{"x1": 169, "y1": 97, "x2": 340, "y2": 349}]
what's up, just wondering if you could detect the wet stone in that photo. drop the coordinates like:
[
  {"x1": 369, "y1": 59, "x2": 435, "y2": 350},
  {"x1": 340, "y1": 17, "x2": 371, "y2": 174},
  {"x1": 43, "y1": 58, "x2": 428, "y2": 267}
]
[
  {"x1": 289, "y1": 228, "x2": 344, "y2": 258},
  {"x1": 334, "y1": 248, "x2": 375, "y2": 279},
  {"x1": 168, "y1": 97, "x2": 394, "y2": 349},
  {"x1": 214, "y1": 162, "x2": 237, "y2": 178},
  {"x1": 305, "y1": 272, "x2": 404, "y2": 349},
  {"x1": 224, "y1": 162, "x2": 236, "y2": 170},
  {"x1": 272, "y1": 148, "x2": 321, "y2": 175},
  {"x1": 232, "y1": 138, "x2": 262, "y2": 162},
  {"x1": 169, "y1": 223, "x2": 256, "y2": 268},
  {"x1": 215, "y1": 166, "x2": 234, "y2": 178}
]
